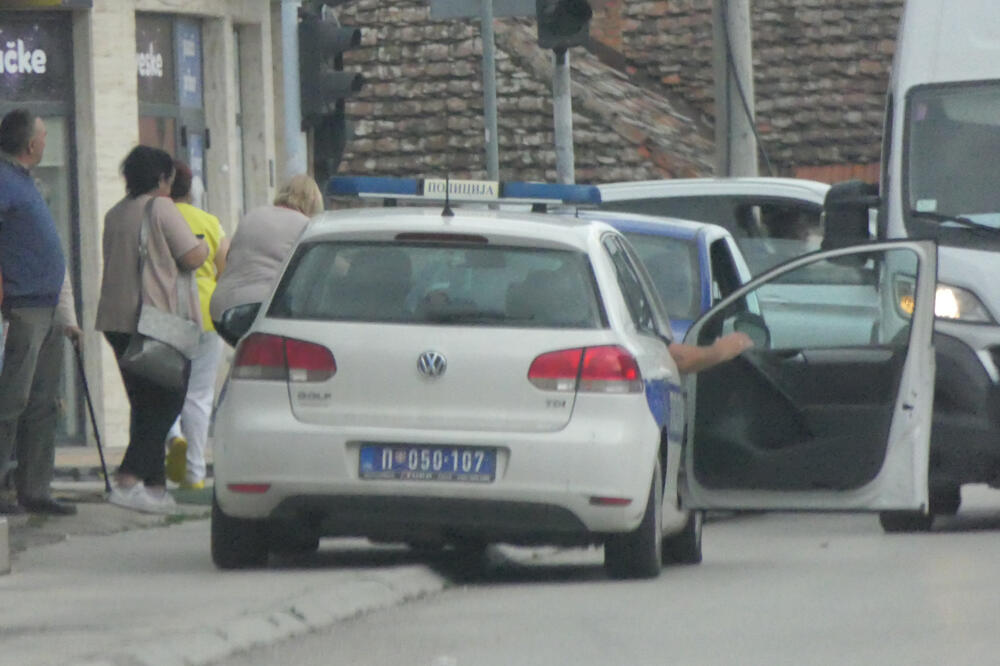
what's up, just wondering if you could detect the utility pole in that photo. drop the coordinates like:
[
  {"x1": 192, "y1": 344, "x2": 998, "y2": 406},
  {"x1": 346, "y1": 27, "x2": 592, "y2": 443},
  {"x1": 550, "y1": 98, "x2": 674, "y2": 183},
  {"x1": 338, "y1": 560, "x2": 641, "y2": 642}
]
[
  {"x1": 551, "y1": 49, "x2": 575, "y2": 184},
  {"x1": 712, "y1": 0, "x2": 758, "y2": 177}
]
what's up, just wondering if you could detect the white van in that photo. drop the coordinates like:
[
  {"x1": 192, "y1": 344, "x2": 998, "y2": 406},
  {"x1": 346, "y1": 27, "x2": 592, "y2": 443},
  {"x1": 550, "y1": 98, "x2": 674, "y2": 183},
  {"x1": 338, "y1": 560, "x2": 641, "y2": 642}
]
[{"x1": 824, "y1": 0, "x2": 1000, "y2": 530}]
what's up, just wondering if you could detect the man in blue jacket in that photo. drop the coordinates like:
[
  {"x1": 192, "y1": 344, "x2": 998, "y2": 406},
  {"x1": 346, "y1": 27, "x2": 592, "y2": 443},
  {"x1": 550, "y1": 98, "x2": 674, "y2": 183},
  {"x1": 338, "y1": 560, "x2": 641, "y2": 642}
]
[{"x1": 0, "y1": 109, "x2": 77, "y2": 516}]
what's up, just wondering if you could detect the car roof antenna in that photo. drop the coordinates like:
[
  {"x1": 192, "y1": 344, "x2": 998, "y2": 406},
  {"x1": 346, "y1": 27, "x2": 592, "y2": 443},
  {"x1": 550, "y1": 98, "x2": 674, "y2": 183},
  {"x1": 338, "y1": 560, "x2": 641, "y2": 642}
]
[{"x1": 442, "y1": 173, "x2": 454, "y2": 218}]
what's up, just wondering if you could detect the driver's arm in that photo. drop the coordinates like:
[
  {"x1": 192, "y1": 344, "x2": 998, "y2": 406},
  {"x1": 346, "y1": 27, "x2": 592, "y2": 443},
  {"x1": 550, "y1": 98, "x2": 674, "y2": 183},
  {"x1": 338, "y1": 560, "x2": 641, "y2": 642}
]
[{"x1": 669, "y1": 332, "x2": 753, "y2": 375}]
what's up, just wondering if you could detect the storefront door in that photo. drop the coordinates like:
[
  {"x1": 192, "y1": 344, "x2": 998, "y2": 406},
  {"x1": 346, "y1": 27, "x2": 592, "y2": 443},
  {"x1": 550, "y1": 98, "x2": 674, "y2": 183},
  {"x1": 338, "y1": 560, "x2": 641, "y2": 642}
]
[{"x1": 0, "y1": 11, "x2": 83, "y2": 442}]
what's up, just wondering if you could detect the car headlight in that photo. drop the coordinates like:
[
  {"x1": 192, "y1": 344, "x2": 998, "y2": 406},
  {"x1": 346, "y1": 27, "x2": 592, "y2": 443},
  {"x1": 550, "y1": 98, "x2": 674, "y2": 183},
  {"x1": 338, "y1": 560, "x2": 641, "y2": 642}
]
[
  {"x1": 895, "y1": 278, "x2": 994, "y2": 323},
  {"x1": 933, "y1": 283, "x2": 994, "y2": 322}
]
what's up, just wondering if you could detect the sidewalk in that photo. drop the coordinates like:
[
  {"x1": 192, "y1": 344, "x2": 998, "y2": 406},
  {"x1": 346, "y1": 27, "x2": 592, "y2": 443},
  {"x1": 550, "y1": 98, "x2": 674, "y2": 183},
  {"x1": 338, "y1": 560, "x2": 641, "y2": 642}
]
[{"x1": 4, "y1": 447, "x2": 448, "y2": 666}]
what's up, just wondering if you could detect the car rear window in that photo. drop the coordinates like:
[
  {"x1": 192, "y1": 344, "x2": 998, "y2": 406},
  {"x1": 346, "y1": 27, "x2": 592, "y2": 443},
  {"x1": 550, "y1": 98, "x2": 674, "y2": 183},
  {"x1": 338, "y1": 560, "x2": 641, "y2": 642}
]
[
  {"x1": 622, "y1": 231, "x2": 701, "y2": 321},
  {"x1": 269, "y1": 242, "x2": 604, "y2": 328}
]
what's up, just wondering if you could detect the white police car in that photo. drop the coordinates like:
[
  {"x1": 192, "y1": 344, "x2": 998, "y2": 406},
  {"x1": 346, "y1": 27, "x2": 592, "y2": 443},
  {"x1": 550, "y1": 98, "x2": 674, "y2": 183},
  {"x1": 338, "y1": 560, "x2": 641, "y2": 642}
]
[{"x1": 211, "y1": 176, "x2": 940, "y2": 576}]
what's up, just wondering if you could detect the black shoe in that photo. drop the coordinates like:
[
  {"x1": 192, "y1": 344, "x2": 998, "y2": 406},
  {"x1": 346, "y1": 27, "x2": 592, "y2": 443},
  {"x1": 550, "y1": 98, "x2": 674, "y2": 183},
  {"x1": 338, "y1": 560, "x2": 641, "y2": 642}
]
[
  {"x1": 21, "y1": 497, "x2": 77, "y2": 516},
  {"x1": 0, "y1": 501, "x2": 26, "y2": 516}
]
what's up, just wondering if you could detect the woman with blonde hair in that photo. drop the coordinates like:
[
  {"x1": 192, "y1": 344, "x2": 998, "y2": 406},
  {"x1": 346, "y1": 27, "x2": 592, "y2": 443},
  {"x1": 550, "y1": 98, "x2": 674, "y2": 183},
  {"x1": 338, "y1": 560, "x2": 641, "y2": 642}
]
[{"x1": 210, "y1": 174, "x2": 323, "y2": 343}]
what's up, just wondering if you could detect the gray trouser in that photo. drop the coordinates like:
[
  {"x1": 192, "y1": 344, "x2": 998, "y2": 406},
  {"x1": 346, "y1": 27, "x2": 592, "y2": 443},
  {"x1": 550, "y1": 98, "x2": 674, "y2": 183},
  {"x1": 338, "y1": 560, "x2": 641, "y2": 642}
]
[{"x1": 0, "y1": 306, "x2": 61, "y2": 501}]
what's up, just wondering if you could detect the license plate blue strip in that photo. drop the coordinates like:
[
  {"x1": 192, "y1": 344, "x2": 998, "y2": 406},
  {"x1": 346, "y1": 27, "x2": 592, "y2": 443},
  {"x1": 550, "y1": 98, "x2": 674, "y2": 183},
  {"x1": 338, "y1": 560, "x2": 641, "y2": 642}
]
[{"x1": 359, "y1": 444, "x2": 496, "y2": 482}]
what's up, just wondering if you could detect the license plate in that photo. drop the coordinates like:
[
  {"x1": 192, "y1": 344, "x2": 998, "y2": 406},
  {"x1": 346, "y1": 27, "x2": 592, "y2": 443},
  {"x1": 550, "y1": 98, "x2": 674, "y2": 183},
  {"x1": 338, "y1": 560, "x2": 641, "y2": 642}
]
[{"x1": 359, "y1": 444, "x2": 496, "y2": 482}]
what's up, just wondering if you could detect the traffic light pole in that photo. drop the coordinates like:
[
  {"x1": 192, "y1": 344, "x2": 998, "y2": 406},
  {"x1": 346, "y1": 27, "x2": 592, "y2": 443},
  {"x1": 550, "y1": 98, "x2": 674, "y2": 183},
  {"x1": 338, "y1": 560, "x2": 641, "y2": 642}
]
[
  {"x1": 480, "y1": 0, "x2": 500, "y2": 181},
  {"x1": 281, "y1": 0, "x2": 308, "y2": 179},
  {"x1": 552, "y1": 48, "x2": 575, "y2": 184}
]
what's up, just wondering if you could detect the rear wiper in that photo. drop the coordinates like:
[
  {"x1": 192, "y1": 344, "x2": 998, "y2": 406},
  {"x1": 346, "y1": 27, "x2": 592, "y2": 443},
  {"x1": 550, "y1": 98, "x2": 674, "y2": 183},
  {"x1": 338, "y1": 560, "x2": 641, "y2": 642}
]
[{"x1": 910, "y1": 209, "x2": 1000, "y2": 234}]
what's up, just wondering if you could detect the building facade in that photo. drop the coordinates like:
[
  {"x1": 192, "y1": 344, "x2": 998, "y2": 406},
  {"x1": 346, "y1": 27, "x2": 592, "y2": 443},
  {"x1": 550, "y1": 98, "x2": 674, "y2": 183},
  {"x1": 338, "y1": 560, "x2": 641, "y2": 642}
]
[{"x1": 1, "y1": 0, "x2": 283, "y2": 448}]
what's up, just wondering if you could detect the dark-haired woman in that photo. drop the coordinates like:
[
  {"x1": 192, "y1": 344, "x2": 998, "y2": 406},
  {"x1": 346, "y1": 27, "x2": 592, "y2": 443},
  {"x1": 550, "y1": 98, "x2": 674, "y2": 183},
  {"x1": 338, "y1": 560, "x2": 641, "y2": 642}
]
[{"x1": 95, "y1": 145, "x2": 207, "y2": 513}]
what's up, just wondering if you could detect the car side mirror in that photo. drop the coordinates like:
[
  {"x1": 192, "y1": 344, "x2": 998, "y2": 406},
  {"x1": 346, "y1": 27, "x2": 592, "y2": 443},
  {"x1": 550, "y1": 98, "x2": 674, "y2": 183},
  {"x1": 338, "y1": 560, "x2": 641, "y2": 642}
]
[
  {"x1": 217, "y1": 302, "x2": 261, "y2": 347},
  {"x1": 733, "y1": 311, "x2": 771, "y2": 350},
  {"x1": 822, "y1": 180, "x2": 880, "y2": 250}
]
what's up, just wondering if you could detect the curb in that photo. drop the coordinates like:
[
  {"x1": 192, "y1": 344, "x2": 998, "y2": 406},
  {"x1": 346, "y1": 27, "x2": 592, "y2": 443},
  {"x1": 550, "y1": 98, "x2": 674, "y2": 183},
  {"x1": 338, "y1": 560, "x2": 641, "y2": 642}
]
[{"x1": 64, "y1": 566, "x2": 447, "y2": 666}]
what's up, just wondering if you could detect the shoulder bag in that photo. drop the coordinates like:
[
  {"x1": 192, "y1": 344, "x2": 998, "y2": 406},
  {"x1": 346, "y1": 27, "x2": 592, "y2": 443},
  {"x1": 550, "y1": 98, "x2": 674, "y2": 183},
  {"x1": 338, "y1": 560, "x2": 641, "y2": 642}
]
[{"x1": 119, "y1": 198, "x2": 200, "y2": 390}]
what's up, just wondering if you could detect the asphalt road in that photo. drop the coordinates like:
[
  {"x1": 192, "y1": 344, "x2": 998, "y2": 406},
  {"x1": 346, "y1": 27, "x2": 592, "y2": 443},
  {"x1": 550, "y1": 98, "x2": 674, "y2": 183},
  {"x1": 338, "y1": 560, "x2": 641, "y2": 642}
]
[{"x1": 215, "y1": 484, "x2": 1000, "y2": 666}]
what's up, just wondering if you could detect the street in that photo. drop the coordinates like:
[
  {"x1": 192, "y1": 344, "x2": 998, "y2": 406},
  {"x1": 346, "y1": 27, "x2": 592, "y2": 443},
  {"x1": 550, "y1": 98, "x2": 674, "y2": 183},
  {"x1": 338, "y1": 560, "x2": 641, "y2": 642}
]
[
  {"x1": 7, "y1": 485, "x2": 1000, "y2": 665},
  {"x1": 216, "y1": 485, "x2": 1000, "y2": 666}
]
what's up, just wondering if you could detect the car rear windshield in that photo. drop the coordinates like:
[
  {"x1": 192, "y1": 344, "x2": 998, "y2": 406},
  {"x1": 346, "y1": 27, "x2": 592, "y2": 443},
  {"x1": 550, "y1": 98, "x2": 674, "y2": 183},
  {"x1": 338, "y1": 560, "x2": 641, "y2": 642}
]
[
  {"x1": 622, "y1": 232, "x2": 701, "y2": 321},
  {"x1": 269, "y1": 241, "x2": 605, "y2": 328}
]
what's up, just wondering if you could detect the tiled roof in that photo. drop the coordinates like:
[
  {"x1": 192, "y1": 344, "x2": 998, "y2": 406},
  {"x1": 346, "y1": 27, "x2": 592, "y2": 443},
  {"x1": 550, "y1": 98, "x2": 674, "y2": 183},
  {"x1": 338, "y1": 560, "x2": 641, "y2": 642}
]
[
  {"x1": 331, "y1": 0, "x2": 902, "y2": 184},
  {"x1": 617, "y1": 0, "x2": 904, "y2": 172},
  {"x1": 336, "y1": 0, "x2": 713, "y2": 184}
]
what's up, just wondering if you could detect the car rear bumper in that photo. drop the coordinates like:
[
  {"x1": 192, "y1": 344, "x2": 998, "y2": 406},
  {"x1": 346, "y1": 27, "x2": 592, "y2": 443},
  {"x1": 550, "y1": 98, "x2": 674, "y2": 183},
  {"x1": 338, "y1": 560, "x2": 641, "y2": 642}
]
[{"x1": 213, "y1": 383, "x2": 664, "y2": 539}]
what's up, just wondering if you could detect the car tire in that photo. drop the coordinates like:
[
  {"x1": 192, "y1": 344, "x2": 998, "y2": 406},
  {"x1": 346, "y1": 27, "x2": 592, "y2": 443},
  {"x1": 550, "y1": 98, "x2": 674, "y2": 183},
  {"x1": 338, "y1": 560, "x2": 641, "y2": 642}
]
[
  {"x1": 211, "y1": 494, "x2": 269, "y2": 569},
  {"x1": 604, "y1": 459, "x2": 663, "y2": 579},
  {"x1": 663, "y1": 509, "x2": 703, "y2": 565},
  {"x1": 878, "y1": 510, "x2": 934, "y2": 533}
]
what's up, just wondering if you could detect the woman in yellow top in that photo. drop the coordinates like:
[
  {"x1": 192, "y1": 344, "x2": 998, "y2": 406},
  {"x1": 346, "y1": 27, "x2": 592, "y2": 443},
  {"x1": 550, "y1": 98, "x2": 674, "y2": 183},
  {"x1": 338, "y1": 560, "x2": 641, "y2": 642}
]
[{"x1": 164, "y1": 160, "x2": 229, "y2": 489}]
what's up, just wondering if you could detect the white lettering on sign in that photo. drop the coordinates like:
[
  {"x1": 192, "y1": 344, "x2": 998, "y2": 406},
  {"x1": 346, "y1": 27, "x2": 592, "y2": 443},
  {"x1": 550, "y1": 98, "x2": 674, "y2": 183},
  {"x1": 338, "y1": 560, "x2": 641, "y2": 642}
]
[
  {"x1": 136, "y1": 43, "x2": 164, "y2": 78},
  {"x1": 0, "y1": 40, "x2": 48, "y2": 75},
  {"x1": 183, "y1": 73, "x2": 197, "y2": 94},
  {"x1": 182, "y1": 38, "x2": 196, "y2": 58}
]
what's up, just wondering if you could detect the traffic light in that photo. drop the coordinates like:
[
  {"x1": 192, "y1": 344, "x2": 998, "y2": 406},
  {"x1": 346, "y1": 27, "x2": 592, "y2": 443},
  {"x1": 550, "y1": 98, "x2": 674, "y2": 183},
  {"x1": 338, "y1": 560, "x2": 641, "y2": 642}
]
[
  {"x1": 298, "y1": 4, "x2": 364, "y2": 180},
  {"x1": 536, "y1": 0, "x2": 593, "y2": 52}
]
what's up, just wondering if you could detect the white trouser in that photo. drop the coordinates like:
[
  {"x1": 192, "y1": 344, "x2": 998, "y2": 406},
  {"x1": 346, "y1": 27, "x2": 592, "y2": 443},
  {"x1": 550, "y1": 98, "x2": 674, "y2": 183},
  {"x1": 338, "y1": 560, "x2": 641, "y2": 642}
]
[{"x1": 167, "y1": 333, "x2": 223, "y2": 482}]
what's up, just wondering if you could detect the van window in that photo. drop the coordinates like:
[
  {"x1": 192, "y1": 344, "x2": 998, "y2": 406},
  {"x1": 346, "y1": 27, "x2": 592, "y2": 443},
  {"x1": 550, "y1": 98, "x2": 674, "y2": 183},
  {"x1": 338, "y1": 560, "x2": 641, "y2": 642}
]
[{"x1": 905, "y1": 82, "x2": 1000, "y2": 250}]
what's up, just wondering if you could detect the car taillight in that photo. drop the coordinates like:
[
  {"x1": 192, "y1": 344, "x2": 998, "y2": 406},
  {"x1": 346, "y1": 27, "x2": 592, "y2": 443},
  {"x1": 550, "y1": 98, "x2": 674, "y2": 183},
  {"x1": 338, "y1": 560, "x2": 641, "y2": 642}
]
[
  {"x1": 232, "y1": 333, "x2": 336, "y2": 382},
  {"x1": 528, "y1": 346, "x2": 642, "y2": 393},
  {"x1": 580, "y1": 346, "x2": 642, "y2": 394},
  {"x1": 528, "y1": 348, "x2": 583, "y2": 391}
]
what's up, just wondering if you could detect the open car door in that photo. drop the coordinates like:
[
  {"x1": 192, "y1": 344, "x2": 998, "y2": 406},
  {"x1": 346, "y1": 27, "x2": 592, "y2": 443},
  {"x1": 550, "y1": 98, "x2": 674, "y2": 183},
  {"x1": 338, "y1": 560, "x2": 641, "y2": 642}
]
[{"x1": 682, "y1": 241, "x2": 937, "y2": 512}]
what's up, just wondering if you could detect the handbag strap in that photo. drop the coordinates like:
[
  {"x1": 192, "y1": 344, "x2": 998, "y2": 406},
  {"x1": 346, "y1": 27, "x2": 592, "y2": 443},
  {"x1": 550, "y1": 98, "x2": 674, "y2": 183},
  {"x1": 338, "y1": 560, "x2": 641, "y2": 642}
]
[{"x1": 137, "y1": 196, "x2": 193, "y2": 323}]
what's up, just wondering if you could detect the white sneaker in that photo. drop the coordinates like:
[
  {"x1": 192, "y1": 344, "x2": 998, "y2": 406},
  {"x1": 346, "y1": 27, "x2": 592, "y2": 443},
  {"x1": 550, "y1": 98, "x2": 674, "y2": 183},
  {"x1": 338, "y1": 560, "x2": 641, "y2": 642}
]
[
  {"x1": 108, "y1": 482, "x2": 160, "y2": 513},
  {"x1": 144, "y1": 488, "x2": 178, "y2": 514}
]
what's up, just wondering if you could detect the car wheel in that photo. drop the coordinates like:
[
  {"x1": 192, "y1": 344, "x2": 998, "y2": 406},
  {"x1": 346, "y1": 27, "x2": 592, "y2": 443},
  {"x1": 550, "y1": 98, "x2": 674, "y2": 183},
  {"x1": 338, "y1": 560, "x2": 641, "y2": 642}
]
[
  {"x1": 878, "y1": 510, "x2": 934, "y2": 533},
  {"x1": 605, "y1": 459, "x2": 663, "y2": 579},
  {"x1": 211, "y1": 494, "x2": 269, "y2": 569},
  {"x1": 930, "y1": 484, "x2": 961, "y2": 516},
  {"x1": 663, "y1": 509, "x2": 703, "y2": 565}
]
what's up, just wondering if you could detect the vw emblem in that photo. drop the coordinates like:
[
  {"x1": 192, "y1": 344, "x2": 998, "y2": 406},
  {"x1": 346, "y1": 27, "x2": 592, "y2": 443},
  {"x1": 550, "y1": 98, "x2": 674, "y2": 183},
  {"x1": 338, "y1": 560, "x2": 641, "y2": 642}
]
[{"x1": 417, "y1": 351, "x2": 447, "y2": 378}]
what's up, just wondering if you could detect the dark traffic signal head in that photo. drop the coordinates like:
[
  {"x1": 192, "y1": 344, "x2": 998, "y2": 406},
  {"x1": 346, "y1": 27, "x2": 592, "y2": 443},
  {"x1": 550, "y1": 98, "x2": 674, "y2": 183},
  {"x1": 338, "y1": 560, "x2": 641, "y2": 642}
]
[
  {"x1": 298, "y1": 10, "x2": 364, "y2": 126},
  {"x1": 536, "y1": 0, "x2": 592, "y2": 52}
]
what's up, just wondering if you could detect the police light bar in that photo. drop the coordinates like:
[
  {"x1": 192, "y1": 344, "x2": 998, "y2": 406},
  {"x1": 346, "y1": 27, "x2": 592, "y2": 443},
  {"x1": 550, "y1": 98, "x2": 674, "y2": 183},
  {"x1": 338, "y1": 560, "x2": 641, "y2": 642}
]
[{"x1": 327, "y1": 176, "x2": 602, "y2": 206}]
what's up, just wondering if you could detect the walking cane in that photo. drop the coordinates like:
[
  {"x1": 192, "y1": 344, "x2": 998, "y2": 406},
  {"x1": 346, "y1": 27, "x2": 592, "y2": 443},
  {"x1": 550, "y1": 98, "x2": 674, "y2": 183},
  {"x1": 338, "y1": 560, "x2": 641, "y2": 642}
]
[{"x1": 73, "y1": 344, "x2": 112, "y2": 493}]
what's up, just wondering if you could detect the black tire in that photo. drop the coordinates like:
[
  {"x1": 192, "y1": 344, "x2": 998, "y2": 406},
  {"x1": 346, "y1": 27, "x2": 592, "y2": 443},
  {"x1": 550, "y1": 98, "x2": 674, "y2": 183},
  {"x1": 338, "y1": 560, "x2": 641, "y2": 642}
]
[
  {"x1": 930, "y1": 484, "x2": 961, "y2": 516},
  {"x1": 878, "y1": 510, "x2": 934, "y2": 533},
  {"x1": 211, "y1": 494, "x2": 269, "y2": 569},
  {"x1": 663, "y1": 510, "x2": 703, "y2": 565},
  {"x1": 605, "y1": 459, "x2": 663, "y2": 579}
]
